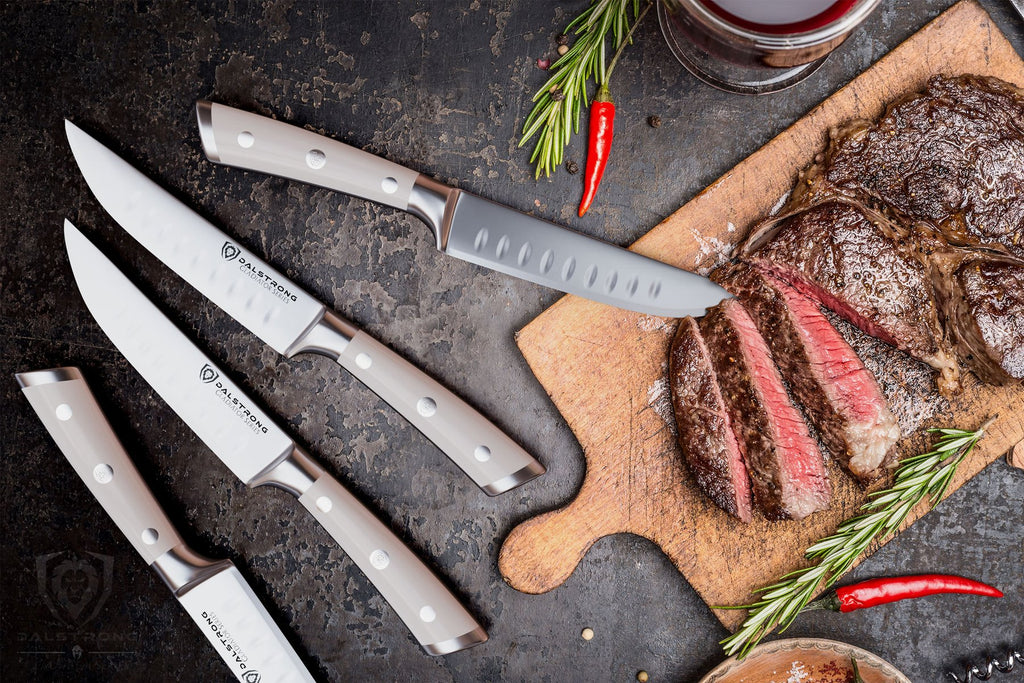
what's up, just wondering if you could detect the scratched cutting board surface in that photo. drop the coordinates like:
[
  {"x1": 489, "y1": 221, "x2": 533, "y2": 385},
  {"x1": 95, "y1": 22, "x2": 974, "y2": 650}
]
[{"x1": 498, "y1": 0, "x2": 1024, "y2": 631}]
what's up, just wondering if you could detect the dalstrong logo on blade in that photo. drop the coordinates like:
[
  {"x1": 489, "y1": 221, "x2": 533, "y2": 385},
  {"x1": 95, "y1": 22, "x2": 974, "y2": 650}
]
[
  {"x1": 200, "y1": 364, "x2": 219, "y2": 384},
  {"x1": 221, "y1": 242, "x2": 241, "y2": 262}
]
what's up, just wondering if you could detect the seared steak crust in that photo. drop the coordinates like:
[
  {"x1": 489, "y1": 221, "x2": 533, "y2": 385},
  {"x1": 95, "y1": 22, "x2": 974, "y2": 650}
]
[
  {"x1": 716, "y1": 265, "x2": 901, "y2": 483},
  {"x1": 949, "y1": 257, "x2": 1024, "y2": 382},
  {"x1": 700, "y1": 300, "x2": 831, "y2": 521},
  {"x1": 742, "y1": 201, "x2": 961, "y2": 394},
  {"x1": 798, "y1": 75, "x2": 1024, "y2": 257},
  {"x1": 669, "y1": 317, "x2": 753, "y2": 522}
]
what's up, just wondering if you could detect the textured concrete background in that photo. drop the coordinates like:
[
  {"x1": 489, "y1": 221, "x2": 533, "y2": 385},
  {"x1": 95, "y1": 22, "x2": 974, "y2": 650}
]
[{"x1": 1, "y1": 1, "x2": 1022, "y2": 681}]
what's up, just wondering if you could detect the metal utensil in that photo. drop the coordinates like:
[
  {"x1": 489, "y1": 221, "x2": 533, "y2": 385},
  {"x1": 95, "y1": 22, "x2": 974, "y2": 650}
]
[
  {"x1": 64, "y1": 119, "x2": 543, "y2": 495},
  {"x1": 63, "y1": 221, "x2": 487, "y2": 655},
  {"x1": 195, "y1": 100, "x2": 732, "y2": 318},
  {"x1": 947, "y1": 649, "x2": 1022, "y2": 682},
  {"x1": 17, "y1": 367, "x2": 316, "y2": 682}
]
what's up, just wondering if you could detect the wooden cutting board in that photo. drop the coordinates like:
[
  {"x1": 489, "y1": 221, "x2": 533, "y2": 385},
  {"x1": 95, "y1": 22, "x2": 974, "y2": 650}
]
[{"x1": 499, "y1": 0, "x2": 1024, "y2": 630}]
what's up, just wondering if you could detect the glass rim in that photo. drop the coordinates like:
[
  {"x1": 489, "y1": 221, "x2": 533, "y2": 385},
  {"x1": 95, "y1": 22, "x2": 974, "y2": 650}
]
[{"x1": 664, "y1": 0, "x2": 883, "y2": 48}]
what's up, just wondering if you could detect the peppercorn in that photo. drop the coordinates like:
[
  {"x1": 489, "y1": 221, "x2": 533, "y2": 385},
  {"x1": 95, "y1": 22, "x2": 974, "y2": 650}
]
[
  {"x1": 550, "y1": 87, "x2": 565, "y2": 102},
  {"x1": 556, "y1": 33, "x2": 569, "y2": 45},
  {"x1": 647, "y1": 115, "x2": 661, "y2": 128},
  {"x1": 557, "y1": 44, "x2": 569, "y2": 56},
  {"x1": 581, "y1": 627, "x2": 594, "y2": 640},
  {"x1": 637, "y1": 672, "x2": 649, "y2": 682},
  {"x1": 565, "y1": 160, "x2": 579, "y2": 174}
]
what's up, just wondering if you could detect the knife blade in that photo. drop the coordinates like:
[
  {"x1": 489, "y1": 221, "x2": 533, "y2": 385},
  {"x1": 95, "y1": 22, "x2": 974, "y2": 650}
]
[
  {"x1": 194, "y1": 100, "x2": 732, "y2": 318},
  {"x1": 64, "y1": 119, "x2": 544, "y2": 496},
  {"x1": 62, "y1": 221, "x2": 487, "y2": 656},
  {"x1": 16, "y1": 366, "x2": 315, "y2": 682}
]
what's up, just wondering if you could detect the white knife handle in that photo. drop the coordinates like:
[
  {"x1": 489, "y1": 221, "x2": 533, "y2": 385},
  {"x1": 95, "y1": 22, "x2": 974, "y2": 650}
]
[
  {"x1": 17, "y1": 367, "x2": 182, "y2": 564},
  {"x1": 337, "y1": 330, "x2": 545, "y2": 495},
  {"x1": 296, "y1": 470, "x2": 487, "y2": 655},
  {"x1": 197, "y1": 100, "x2": 419, "y2": 211}
]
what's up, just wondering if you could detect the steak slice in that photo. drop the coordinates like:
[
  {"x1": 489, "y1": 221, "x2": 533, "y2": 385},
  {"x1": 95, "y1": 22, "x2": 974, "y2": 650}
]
[
  {"x1": 948, "y1": 256, "x2": 1024, "y2": 383},
  {"x1": 669, "y1": 317, "x2": 754, "y2": 522},
  {"x1": 742, "y1": 201, "x2": 961, "y2": 395},
  {"x1": 795, "y1": 75, "x2": 1024, "y2": 257},
  {"x1": 700, "y1": 299, "x2": 831, "y2": 520},
  {"x1": 715, "y1": 265, "x2": 901, "y2": 484}
]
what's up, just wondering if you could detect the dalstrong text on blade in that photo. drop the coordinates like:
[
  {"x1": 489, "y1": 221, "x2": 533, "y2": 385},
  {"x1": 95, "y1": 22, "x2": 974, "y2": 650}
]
[
  {"x1": 221, "y1": 241, "x2": 300, "y2": 303},
  {"x1": 202, "y1": 367, "x2": 270, "y2": 435}
]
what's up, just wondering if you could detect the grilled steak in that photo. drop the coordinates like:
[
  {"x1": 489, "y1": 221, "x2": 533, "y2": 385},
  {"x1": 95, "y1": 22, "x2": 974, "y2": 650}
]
[
  {"x1": 741, "y1": 201, "x2": 961, "y2": 394},
  {"x1": 700, "y1": 299, "x2": 831, "y2": 520},
  {"x1": 669, "y1": 317, "x2": 754, "y2": 522},
  {"x1": 716, "y1": 265, "x2": 901, "y2": 483},
  {"x1": 793, "y1": 75, "x2": 1024, "y2": 257},
  {"x1": 947, "y1": 256, "x2": 1024, "y2": 383}
]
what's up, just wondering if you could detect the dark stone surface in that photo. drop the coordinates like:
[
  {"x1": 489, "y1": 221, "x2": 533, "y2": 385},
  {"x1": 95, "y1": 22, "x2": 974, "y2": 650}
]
[{"x1": 1, "y1": 1, "x2": 1022, "y2": 681}]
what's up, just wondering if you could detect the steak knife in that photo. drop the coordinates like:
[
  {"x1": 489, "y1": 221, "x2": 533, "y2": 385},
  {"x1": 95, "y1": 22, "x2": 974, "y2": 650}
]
[
  {"x1": 194, "y1": 100, "x2": 732, "y2": 318},
  {"x1": 64, "y1": 119, "x2": 543, "y2": 496},
  {"x1": 63, "y1": 221, "x2": 488, "y2": 656},
  {"x1": 17, "y1": 366, "x2": 315, "y2": 682}
]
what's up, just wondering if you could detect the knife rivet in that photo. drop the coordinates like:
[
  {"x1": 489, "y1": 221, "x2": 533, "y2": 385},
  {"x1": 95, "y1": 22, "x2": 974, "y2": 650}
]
[
  {"x1": 474, "y1": 445, "x2": 492, "y2": 462},
  {"x1": 237, "y1": 131, "x2": 255, "y2": 148},
  {"x1": 355, "y1": 352, "x2": 373, "y2": 369},
  {"x1": 419, "y1": 606, "x2": 437, "y2": 623},
  {"x1": 369, "y1": 549, "x2": 390, "y2": 569},
  {"x1": 306, "y1": 149, "x2": 327, "y2": 170},
  {"x1": 315, "y1": 496, "x2": 333, "y2": 513},
  {"x1": 141, "y1": 528, "x2": 159, "y2": 545},
  {"x1": 93, "y1": 464, "x2": 114, "y2": 484},
  {"x1": 417, "y1": 397, "x2": 437, "y2": 417},
  {"x1": 381, "y1": 176, "x2": 398, "y2": 194},
  {"x1": 55, "y1": 404, "x2": 73, "y2": 421}
]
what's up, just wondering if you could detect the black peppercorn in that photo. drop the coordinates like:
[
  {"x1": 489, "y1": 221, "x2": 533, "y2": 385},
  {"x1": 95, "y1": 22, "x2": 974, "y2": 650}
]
[
  {"x1": 565, "y1": 160, "x2": 579, "y2": 174},
  {"x1": 647, "y1": 115, "x2": 662, "y2": 128}
]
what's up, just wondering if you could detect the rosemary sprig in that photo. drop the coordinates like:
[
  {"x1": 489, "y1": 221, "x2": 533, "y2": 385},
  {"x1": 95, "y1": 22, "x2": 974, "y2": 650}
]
[
  {"x1": 720, "y1": 418, "x2": 995, "y2": 659},
  {"x1": 519, "y1": 0, "x2": 642, "y2": 178}
]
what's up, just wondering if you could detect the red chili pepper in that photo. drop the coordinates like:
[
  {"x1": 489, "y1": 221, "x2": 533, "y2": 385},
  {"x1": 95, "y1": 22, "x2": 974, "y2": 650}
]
[
  {"x1": 578, "y1": 85, "x2": 615, "y2": 217},
  {"x1": 577, "y1": 2, "x2": 651, "y2": 217},
  {"x1": 805, "y1": 574, "x2": 1003, "y2": 613}
]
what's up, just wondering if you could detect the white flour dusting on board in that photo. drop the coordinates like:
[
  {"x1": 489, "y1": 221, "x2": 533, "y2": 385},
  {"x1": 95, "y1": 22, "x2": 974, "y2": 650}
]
[
  {"x1": 647, "y1": 376, "x2": 677, "y2": 436},
  {"x1": 637, "y1": 314, "x2": 674, "y2": 335},
  {"x1": 769, "y1": 190, "x2": 792, "y2": 216},
  {"x1": 691, "y1": 231, "x2": 734, "y2": 275}
]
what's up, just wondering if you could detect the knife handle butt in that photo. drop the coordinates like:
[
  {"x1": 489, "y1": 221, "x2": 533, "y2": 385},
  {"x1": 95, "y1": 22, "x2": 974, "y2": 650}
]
[
  {"x1": 297, "y1": 471, "x2": 487, "y2": 655},
  {"x1": 336, "y1": 330, "x2": 545, "y2": 495},
  {"x1": 196, "y1": 100, "x2": 418, "y2": 211},
  {"x1": 16, "y1": 367, "x2": 183, "y2": 564}
]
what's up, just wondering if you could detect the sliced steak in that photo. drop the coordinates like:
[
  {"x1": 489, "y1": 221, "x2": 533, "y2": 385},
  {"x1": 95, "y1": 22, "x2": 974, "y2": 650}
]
[
  {"x1": 700, "y1": 299, "x2": 831, "y2": 520},
  {"x1": 795, "y1": 75, "x2": 1024, "y2": 257},
  {"x1": 741, "y1": 201, "x2": 961, "y2": 395},
  {"x1": 715, "y1": 265, "x2": 901, "y2": 484},
  {"x1": 669, "y1": 317, "x2": 754, "y2": 522},
  {"x1": 947, "y1": 256, "x2": 1024, "y2": 383}
]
